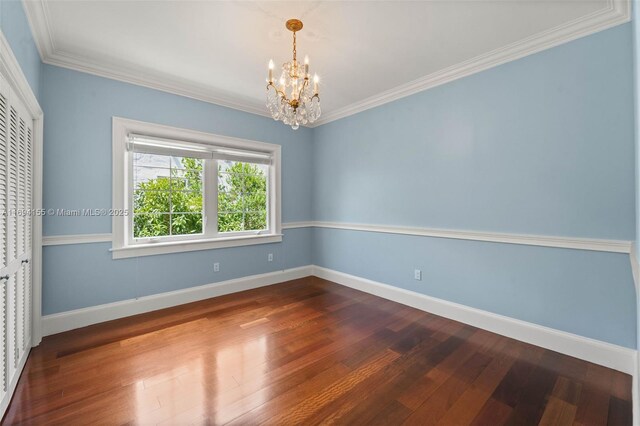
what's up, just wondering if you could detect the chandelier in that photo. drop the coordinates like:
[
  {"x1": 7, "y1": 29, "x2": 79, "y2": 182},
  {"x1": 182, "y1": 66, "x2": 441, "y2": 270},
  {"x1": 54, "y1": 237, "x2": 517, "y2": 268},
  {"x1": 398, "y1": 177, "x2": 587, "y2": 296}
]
[{"x1": 266, "y1": 19, "x2": 321, "y2": 129}]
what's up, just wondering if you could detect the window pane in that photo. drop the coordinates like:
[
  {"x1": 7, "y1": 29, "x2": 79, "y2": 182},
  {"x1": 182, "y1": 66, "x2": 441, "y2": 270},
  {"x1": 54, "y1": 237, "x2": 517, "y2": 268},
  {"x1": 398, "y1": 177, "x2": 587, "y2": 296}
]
[
  {"x1": 134, "y1": 213, "x2": 170, "y2": 238},
  {"x1": 133, "y1": 152, "x2": 203, "y2": 238},
  {"x1": 170, "y1": 191, "x2": 203, "y2": 214},
  {"x1": 218, "y1": 191, "x2": 241, "y2": 212},
  {"x1": 134, "y1": 167, "x2": 170, "y2": 189},
  {"x1": 218, "y1": 213, "x2": 244, "y2": 232},
  {"x1": 217, "y1": 161, "x2": 267, "y2": 233},
  {"x1": 217, "y1": 171, "x2": 236, "y2": 193},
  {"x1": 244, "y1": 191, "x2": 267, "y2": 211},
  {"x1": 244, "y1": 211, "x2": 267, "y2": 231},
  {"x1": 133, "y1": 189, "x2": 170, "y2": 214},
  {"x1": 173, "y1": 158, "x2": 203, "y2": 192},
  {"x1": 171, "y1": 213, "x2": 203, "y2": 235},
  {"x1": 133, "y1": 152, "x2": 170, "y2": 168}
]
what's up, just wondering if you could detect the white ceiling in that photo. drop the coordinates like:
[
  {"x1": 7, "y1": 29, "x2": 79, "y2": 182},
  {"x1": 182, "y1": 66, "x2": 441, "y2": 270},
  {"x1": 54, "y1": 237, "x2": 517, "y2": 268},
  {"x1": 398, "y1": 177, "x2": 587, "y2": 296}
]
[{"x1": 24, "y1": 0, "x2": 629, "y2": 125}]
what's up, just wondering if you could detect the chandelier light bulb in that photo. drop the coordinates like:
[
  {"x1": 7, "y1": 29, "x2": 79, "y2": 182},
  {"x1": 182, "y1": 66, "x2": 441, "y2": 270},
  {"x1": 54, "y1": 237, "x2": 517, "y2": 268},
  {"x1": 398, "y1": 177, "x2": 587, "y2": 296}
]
[
  {"x1": 268, "y1": 59, "x2": 274, "y2": 83},
  {"x1": 265, "y1": 19, "x2": 321, "y2": 130}
]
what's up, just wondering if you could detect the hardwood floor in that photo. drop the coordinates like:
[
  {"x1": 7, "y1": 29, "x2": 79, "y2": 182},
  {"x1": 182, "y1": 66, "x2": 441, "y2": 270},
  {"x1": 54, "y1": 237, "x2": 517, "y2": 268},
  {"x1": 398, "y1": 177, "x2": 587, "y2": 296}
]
[{"x1": 3, "y1": 277, "x2": 632, "y2": 425}]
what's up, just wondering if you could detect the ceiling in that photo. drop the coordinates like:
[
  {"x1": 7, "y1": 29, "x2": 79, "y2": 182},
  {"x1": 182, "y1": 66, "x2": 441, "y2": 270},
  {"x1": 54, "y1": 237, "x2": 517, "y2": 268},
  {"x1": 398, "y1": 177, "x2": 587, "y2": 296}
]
[{"x1": 24, "y1": 0, "x2": 629, "y2": 126}]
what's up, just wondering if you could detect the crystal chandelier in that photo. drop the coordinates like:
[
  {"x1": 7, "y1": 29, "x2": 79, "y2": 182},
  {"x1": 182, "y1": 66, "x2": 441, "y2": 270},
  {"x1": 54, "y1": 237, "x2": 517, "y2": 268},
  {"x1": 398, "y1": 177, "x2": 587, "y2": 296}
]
[{"x1": 266, "y1": 19, "x2": 321, "y2": 130}]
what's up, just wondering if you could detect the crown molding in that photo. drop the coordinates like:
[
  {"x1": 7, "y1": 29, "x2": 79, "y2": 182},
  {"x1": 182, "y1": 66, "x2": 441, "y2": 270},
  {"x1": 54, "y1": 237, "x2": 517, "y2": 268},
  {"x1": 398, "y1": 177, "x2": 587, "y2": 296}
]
[
  {"x1": 0, "y1": 30, "x2": 42, "y2": 118},
  {"x1": 23, "y1": 0, "x2": 629, "y2": 127},
  {"x1": 21, "y1": 0, "x2": 271, "y2": 119},
  {"x1": 310, "y1": 0, "x2": 630, "y2": 127},
  {"x1": 44, "y1": 50, "x2": 271, "y2": 119}
]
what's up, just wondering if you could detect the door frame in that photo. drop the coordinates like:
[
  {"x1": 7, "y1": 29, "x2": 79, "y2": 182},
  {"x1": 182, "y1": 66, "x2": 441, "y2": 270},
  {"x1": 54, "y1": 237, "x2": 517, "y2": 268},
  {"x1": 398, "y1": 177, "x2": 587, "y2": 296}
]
[{"x1": 0, "y1": 31, "x2": 43, "y2": 347}]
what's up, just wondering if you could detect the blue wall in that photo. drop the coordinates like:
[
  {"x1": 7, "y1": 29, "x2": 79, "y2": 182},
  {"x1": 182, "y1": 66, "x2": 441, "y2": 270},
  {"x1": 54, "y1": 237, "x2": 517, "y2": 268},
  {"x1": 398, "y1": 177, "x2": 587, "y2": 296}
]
[
  {"x1": 0, "y1": 0, "x2": 41, "y2": 100},
  {"x1": 40, "y1": 65, "x2": 313, "y2": 315},
  {"x1": 312, "y1": 24, "x2": 637, "y2": 348},
  {"x1": 43, "y1": 228, "x2": 311, "y2": 314},
  {"x1": 313, "y1": 228, "x2": 635, "y2": 347}
]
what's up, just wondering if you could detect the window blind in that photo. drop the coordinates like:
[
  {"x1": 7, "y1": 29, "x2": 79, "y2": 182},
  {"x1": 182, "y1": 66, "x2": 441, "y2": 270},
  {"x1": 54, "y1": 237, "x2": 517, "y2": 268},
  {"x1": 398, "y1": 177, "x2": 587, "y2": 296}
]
[{"x1": 127, "y1": 134, "x2": 273, "y2": 165}]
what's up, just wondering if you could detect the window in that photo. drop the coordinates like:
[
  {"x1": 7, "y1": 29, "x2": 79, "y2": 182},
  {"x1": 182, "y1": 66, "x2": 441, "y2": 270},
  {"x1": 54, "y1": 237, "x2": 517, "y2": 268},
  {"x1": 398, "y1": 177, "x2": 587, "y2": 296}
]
[{"x1": 112, "y1": 118, "x2": 281, "y2": 259}]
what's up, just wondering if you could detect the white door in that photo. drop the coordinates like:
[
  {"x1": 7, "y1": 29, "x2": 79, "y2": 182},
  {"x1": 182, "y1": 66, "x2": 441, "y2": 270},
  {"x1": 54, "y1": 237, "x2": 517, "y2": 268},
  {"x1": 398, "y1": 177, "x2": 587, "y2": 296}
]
[{"x1": 0, "y1": 72, "x2": 33, "y2": 412}]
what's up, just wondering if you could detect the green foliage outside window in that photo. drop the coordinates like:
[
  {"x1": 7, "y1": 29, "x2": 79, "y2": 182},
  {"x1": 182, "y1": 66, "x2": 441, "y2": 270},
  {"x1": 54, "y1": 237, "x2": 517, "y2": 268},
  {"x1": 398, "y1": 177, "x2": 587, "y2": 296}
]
[
  {"x1": 133, "y1": 157, "x2": 267, "y2": 238},
  {"x1": 133, "y1": 157, "x2": 203, "y2": 238},
  {"x1": 218, "y1": 162, "x2": 268, "y2": 232}
]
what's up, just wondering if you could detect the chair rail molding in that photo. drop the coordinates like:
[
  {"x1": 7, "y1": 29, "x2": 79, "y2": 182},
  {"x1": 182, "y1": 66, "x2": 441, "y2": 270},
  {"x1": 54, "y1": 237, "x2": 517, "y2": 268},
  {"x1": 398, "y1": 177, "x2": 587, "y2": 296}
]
[
  {"x1": 311, "y1": 221, "x2": 632, "y2": 253},
  {"x1": 42, "y1": 233, "x2": 113, "y2": 246},
  {"x1": 22, "y1": 0, "x2": 630, "y2": 127},
  {"x1": 43, "y1": 221, "x2": 632, "y2": 253}
]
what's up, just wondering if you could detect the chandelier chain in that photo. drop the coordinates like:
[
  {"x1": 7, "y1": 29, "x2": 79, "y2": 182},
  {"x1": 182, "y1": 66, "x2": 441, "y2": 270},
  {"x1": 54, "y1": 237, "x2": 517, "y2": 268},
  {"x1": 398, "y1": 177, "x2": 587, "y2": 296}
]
[
  {"x1": 265, "y1": 19, "x2": 321, "y2": 130},
  {"x1": 292, "y1": 31, "x2": 297, "y2": 63}
]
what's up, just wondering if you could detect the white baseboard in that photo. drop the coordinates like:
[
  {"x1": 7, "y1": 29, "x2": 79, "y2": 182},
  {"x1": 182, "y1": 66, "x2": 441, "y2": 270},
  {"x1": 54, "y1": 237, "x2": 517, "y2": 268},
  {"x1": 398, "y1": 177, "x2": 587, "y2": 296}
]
[
  {"x1": 42, "y1": 266, "x2": 312, "y2": 336},
  {"x1": 312, "y1": 265, "x2": 637, "y2": 375},
  {"x1": 41, "y1": 263, "x2": 636, "y2": 377}
]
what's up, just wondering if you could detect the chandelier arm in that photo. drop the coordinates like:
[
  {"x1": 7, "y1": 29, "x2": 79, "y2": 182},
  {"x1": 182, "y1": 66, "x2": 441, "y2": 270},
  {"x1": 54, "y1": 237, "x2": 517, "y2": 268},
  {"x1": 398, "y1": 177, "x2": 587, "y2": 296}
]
[
  {"x1": 267, "y1": 82, "x2": 293, "y2": 104},
  {"x1": 296, "y1": 78, "x2": 309, "y2": 102}
]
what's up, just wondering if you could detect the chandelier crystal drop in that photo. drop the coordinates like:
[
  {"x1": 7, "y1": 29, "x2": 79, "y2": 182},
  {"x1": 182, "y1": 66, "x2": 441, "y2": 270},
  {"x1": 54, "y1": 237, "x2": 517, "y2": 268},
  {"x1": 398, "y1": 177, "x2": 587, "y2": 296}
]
[{"x1": 266, "y1": 19, "x2": 321, "y2": 130}]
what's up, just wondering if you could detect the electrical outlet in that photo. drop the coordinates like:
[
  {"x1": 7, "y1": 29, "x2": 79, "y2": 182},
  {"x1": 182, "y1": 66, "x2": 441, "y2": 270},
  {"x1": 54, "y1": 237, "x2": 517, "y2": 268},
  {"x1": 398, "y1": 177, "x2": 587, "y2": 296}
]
[
  {"x1": 214, "y1": 262, "x2": 220, "y2": 272},
  {"x1": 268, "y1": 253, "x2": 273, "y2": 262},
  {"x1": 414, "y1": 269, "x2": 422, "y2": 281}
]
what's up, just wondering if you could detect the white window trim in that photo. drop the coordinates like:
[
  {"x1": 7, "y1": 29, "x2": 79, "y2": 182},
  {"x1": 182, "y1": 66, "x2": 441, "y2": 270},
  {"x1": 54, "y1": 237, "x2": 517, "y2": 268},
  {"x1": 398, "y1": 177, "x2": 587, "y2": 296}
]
[{"x1": 111, "y1": 117, "x2": 282, "y2": 259}]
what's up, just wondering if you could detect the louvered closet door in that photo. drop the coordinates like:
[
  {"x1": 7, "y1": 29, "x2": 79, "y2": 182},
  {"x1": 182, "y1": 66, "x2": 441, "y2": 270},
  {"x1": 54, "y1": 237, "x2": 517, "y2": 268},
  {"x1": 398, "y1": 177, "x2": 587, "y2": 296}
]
[
  {"x1": 0, "y1": 87, "x2": 7, "y2": 400},
  {"x1": 0, "y1": 75, "x2": 33, "y2": 406}
]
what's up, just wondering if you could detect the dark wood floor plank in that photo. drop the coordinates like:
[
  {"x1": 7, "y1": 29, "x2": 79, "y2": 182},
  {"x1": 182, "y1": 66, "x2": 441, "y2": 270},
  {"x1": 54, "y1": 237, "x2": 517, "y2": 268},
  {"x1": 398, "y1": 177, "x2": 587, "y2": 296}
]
[
  {"x1": 504, "y1": 350, "x2": 560, "y2": 425},
  {"x1": 303, "y1": 323, "x2": 456, "y2": 425},
  {"x1": 402, "y1": 351, "x2": 493, "y2": 426},
  {"x1": 538, "y1": 396, "x2": 578, "y2": 426},
  {"x1": 607, "y1": 396, "x2": 632, "y2": 426},
  {"x1": 437, "y1": 338, "x2": 521, "y2": 425},
  {"x1": 1, "y1": 277, "x2": 631, "y2": 425},
  {"x1": 574, "y1": 387, "x2": 612, "y2": 426},
  {"x1": 471, "y1": 397, "x2": 513, "y2": 426}
]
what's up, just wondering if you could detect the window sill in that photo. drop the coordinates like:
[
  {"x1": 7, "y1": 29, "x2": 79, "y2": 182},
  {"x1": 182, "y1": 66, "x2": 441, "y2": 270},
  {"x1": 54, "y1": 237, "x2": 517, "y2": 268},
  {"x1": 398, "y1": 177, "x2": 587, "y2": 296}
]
[{"x1": 111, "y1": 233, "x2": 283, "y2": 259}]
